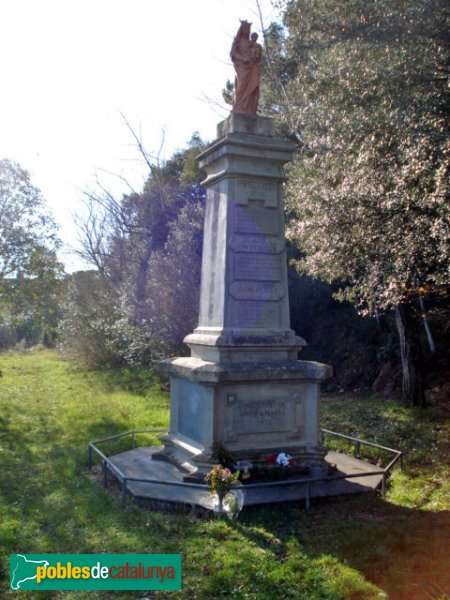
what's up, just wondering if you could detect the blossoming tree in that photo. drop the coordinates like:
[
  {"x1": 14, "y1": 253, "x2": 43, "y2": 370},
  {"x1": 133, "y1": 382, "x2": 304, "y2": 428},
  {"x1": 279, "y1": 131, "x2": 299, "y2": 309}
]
[{"x1": 261, "y1": 0, "x2": 449, "y2": 405}]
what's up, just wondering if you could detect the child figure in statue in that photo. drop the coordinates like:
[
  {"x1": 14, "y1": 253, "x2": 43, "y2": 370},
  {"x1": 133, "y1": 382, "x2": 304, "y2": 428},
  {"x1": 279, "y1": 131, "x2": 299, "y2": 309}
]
[{"x1": 230, "y1": 21, "x2": 262, "y2": 115}]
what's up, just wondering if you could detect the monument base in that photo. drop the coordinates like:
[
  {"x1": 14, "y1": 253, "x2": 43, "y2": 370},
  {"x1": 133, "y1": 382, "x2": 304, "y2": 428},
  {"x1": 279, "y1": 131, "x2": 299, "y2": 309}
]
[
  {"x1": 154, "y1": 357, "x2": 331, "y2": 481},
  {"x1": 154, "y1": 113, "x2": 332, "y2": 482},
  {"x1": 106, "y1": 446, "x2": 386, "y2": 510}
]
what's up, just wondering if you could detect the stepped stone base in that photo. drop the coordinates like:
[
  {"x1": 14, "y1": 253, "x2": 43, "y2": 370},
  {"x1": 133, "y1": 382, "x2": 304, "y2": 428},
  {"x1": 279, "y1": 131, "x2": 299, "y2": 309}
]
[
  {"x1": 154, "y1": 358, "x2": 331, "y2": 481},
  {"x1": 108, "y1": 447, "x2": 384, "y2": 510}
]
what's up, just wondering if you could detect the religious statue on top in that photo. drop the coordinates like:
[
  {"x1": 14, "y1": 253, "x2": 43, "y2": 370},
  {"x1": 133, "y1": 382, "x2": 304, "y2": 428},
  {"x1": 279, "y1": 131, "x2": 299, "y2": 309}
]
[{"x1": 230, "y1": 20, "x2": 262, "y2": 115}]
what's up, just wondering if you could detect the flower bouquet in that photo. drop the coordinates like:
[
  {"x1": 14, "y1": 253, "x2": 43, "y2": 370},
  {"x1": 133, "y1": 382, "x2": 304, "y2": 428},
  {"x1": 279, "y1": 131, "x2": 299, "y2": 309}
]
[
  {"x1": 259, "y1": 452, "x2": 294, "y2": 480},
  {"x1": 205, "y1": 465, "x2": 240, "y2": 517}
]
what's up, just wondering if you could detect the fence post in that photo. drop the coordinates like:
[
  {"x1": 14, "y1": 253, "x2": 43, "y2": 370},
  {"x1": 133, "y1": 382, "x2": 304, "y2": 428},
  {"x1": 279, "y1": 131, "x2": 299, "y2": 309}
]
[
  {"x1": 121, "y1": 479, "x2": 127, "y2": 508},
  {"x1": 305, "y1": 483, "x2": 311, "y2": 509}
]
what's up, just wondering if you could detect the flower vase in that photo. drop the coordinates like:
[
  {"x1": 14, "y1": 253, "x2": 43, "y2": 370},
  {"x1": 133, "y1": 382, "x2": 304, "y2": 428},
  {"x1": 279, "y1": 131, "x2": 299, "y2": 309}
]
[{"x1": 217, "y1": 489, "x2": 224, "y2": 516}]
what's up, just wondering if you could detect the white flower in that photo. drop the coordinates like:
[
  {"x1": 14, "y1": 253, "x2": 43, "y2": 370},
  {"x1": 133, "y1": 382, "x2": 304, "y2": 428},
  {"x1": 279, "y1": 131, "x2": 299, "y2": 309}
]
[{"x1": 276, "y1": 452, "x2": 292, "y2": 467}]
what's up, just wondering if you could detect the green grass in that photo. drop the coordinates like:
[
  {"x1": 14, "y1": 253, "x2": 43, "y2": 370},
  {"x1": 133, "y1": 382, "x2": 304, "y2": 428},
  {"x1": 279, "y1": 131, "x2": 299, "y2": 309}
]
[
  {"x1": 0, "y1": 350, "x2": 449, "y2": 599},
  {"x1": 320, "y1": 394, "x2": 450, "y2": 511}
]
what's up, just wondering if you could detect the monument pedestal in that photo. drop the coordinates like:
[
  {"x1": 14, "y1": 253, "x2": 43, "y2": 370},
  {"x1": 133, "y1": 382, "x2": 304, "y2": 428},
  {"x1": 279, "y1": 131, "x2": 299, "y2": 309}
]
[{"x1": 156, "y1": 114, "x2": 331, "y2": 480}]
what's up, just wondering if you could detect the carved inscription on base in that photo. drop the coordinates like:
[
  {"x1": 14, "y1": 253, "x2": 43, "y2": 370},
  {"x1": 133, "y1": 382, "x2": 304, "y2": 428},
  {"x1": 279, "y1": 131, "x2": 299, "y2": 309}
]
[
  {"x1": 224, "y1": 391, "x2": 305, "y2": 441},
  {"x1": 234, "y1": 398, "x2": 287, "y2": 433}
]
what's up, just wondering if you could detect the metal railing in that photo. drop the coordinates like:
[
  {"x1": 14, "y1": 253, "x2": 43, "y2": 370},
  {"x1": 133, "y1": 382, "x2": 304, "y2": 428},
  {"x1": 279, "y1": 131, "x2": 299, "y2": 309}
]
[
  {"x1": 88, "y1": 428, "x2": 403, "y2": 510},
  {"x1": 320, "y1": 428, "x2": 404, "y2": 473},
  {"x1": 88, "y1": 429, "x2": 211, "y2": 508}
]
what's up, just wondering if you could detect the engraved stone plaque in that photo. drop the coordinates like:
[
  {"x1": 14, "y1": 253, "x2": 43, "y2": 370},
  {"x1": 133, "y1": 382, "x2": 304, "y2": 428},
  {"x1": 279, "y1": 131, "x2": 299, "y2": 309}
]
[
  {"x1": 234, "y1": 203, "x2": 279, "y2": 235},
  {"x1": 229, "y1": 281, "x2": 285, "y2": 301},
  {"x1": 229, "y1": 235, "x2": 284, "y2": 254},
  {"x1": 236, "y1": 179, "x2": 278, "y2": 207},
  {"x1": 234, "y1": 398, "x2": 289, "y2": 434},
  {"x1": 233, "y1": 301, "x2": 280, "y2": 328},
  {"x1": 234, "y1": 254, "x2": 282, "y2": 282},
  {"x1": 224, "y1": 390, "x2": 306, "y2": 441}
]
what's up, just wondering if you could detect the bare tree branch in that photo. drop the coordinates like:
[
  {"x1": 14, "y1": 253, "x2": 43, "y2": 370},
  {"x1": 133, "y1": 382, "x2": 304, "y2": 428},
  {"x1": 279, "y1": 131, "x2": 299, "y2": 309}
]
[
  {"x1": 97, "y1": 167, "x2": 139, "y2": 196},
  {"x1": 119, "y1": 111, "x2": 167, "y2": 212},
  {"x1": 255, "y1": 0, "x2": 299, "y2": 131}
]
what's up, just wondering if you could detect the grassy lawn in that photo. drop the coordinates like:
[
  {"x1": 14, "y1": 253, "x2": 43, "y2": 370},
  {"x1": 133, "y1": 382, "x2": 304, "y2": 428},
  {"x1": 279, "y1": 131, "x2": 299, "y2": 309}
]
[{"x1": 0, "y1": 349, "x2": 448, "y2": 599}]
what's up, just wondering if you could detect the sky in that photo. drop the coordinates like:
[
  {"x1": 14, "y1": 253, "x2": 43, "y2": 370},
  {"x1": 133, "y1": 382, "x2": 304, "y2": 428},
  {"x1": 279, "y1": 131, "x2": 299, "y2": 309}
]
[{"x1": 0, "y1": 0, "x2": 279, "y2": 271}]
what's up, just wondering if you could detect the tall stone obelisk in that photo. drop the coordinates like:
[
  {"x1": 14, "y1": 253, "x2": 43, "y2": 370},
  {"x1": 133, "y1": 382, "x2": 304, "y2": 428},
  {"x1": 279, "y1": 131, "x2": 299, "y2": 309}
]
[
  {"x1": 155, "y1": 21, "x2": 331, "y2": 480},
  {"x1": 156, "y1": 113, "x2": 331, "y2": 479}
]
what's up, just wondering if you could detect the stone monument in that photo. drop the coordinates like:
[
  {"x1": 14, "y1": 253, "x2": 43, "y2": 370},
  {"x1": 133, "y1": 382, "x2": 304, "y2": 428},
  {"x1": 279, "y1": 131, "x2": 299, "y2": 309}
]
[{"x1": 155, "y1": 21, "x2": 331, "y2": 481}]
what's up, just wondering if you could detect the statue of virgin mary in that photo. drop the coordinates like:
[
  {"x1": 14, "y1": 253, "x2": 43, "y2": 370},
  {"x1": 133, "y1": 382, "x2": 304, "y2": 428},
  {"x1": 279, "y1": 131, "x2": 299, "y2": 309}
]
[{"x1": 230, "y1": 20, "x2": 262, "y2": 114}]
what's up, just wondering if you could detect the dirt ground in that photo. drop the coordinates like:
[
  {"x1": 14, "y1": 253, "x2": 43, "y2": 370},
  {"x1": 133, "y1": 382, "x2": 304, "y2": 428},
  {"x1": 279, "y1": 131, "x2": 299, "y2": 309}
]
[{"x1": 364, "y1": 510, "x2": 450, "y2": 600}]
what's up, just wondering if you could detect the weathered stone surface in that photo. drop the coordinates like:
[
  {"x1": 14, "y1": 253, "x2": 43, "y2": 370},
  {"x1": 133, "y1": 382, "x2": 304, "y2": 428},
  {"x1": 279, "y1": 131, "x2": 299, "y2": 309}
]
[
  {"x1": 192, "y1": 123, "x2": 295, "y2": 349},
  {"x1": 110, "y1": 448, "x2": 384, "y2": 510},
  {"x1": 158, "y1": 357, "x2": 331, "y2": 383},
  {"x1": 156, "y1": 114, "x2": 332, "y2": 480},
  {"x1": 217, "y1": 113, "x2": 274, "y2": 138}
]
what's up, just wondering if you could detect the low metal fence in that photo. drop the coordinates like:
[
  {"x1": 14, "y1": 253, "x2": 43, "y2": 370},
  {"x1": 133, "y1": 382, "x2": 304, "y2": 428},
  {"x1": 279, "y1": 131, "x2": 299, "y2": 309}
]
[
  {"x1": 320, "y1": 428, "x2": 404, "y2": 472},
  {"x1": 88, "y1": 428, "x2": 403, "y2": 510}
]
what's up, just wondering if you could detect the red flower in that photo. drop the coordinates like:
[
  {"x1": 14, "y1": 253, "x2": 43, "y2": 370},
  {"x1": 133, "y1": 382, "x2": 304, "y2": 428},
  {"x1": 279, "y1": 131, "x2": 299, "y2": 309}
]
[{"x1": 264, "y1": 454, "x2": 277, "y2": 464}]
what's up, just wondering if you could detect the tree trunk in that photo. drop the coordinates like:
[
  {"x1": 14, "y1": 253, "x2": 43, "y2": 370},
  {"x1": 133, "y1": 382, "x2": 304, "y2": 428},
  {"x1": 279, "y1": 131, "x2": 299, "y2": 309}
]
[
  {"x1": 395, "y1": 302, "x2": 426, "y2": 407},
  {"x1": 134, "y1": 237, "x2": 153, "y2": 322}
]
